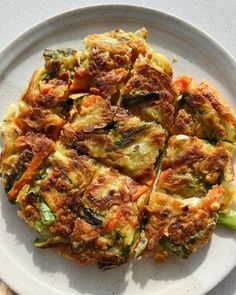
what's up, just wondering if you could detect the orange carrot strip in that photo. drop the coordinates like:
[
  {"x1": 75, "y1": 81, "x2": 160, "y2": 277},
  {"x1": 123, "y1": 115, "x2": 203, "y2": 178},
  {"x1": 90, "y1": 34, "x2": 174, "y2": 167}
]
[
  {"x1": 7, "y1": 145, "x2": 53, "y2": 201},
  {"x1": 145, "y1": 170, "x2": 156, "y2": 187},
  {"x1": 173, "y1": 75, "x2": 192, "y2": 94},
  {"x1": 131, "y1": 185, "x2": 149, "y2": 202},
  {"x1": 13, "y1": 116, "x2": 24, "y2": 129},
  {"x1": 39, "y1": 83, "x2": 52, "y2": 95},
  {"x1": 106, "y1": 218, "x2": 119, "y2": 231}
]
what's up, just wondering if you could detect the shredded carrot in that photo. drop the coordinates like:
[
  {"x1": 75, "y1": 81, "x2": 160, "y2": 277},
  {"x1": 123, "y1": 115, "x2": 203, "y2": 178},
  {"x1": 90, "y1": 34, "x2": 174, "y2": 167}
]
[
  {"x1": 81, "y1": 95, "x2": 102, "y2": 107},
  {"x1": 145, "y1": 171, "x2": 156, "y2": 187},
  {"x1": 157, "y1": 169, "x2": 173, "y2": 184},
  {"x1": 131, "y1": 185, "x2": 149, "y2": 202},
  {"x1": 7, "y1": 145, "x2": 54, "y2": 201},
  {"x1": 46, "y1": 119, "x2": 65, "y2": 140},
  {"x1": 90, "y1": 87, "x2": 100, "y2": 95},
  {"x1": 173, "y1": 75, "x2": 192, "y2": 94},
  {"x1": 39, "y1": 83, "x2": 52, "y2": 95},
  {"x1": 70, "y1": 79, "x2": 88, "y2": 92},
  {"x1": 7, "y1": 156, "x2": 44, "y2": 200},
  {"x1": 201, "y1": 185, "x2": 225, "y2": 212},
  {"x1": 13, "y1": 116, "x2": 24, "y2": 129},
  {"x1": 145, "y1": 178, "x2": 154, "y2": 187},
  {"x1": 106, "y1": 218, "x2": 119, "y2": 231}
]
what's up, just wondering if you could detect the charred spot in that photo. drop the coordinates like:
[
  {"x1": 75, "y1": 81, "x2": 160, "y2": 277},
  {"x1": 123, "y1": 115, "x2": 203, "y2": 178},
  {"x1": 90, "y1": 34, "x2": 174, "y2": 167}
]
[
  {"x1": 160, "y1": 209, "x2": 170, "y2": 218},
  {"x1": 45, "y1": 124, "x2": 62, "y2": 139},
  {"x1": 51, "y1": 208, "x2": 77, "y2": 237},
  {"x1": 74, "y1": 143, "x2": 89, "y2": 155},
  {"x1": 37, "y1": 94, "x2": 56, "y2": 108},
  {"x1": 59, "y1": 71, "x2": 70, "y2": 82},
  {"x1": 177, "y1": 92, "x2": 188, "y2": 107},
  {"x1": 40, "y1": 182, "x2": 52, "y2": 193},
  {"x1": 187, "y1": 92, "x2": 206, "y2": 108},
  {"x1": 103, "y1": 121, "x2": 119, "y2": 131},
  {"x1": 182, "y1": 205, "x2": 189, "y2": 213},
  {"x1": 3, "y1": 149, "x2": 33, "y2": 192},
  {"x1": 161, "y1": 144, "x2": 204, "y2": 170},
  {"x1": 86, "y1": 189, "x2": 127, "y2": 210},
  {"x1": 97, "y1": 253, "x2": 125, "y2": 270},
  {"x1": 44, "y1": 60, "x2": 60, "y2": 81},
  {"x1": 92, "y1": 51, "x2": 106, "y2": 68},
  {"x1": 121, "y1": 125, "x2": 147, "y2": 137},
  {"x1": 79, "y1": 207, "x2": 103, "y2": 226},
  {"x1": 122, "y1": 91, "x2": 160, "y2": 107},
  {"x1": 23, "y1": 108, "x2": 45, "y2": 128},
  {"x1": 95, "y1": 79, "x2": 104, "y2": 89},
  {"x1": 168, "y1": 220, "x2": 184, "y2": 242}
]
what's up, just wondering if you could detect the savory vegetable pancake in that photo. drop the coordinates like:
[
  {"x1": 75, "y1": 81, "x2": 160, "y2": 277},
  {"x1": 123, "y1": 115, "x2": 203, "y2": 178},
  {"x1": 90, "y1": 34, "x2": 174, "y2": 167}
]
[{"x1": 0, "y1": 28, "x2": 236, "y2": 270}]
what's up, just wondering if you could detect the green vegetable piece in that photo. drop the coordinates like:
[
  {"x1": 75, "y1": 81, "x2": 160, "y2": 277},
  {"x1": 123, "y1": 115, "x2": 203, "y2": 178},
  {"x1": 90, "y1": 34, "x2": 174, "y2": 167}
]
[
  {"x1": 33, "y1": 219, "x2": 52, "y2": 239},
  {"x1": 114, "y1": 138, "x2": 133, "y2": 147},
  {"x1": 34, "y1": 238, "x2": 47, "y2": 248},
  {"x1": 159, "y1": 235, "x2": 192, "y2": 259},
  {"x1": 135, "y1": 231, "x2": 148, "y2": 258},
  {"x1": 217, "y1": 211, "x2": 236, "y2": 230},
  {"x1": 38, "y1": 198, "x2": 55, "y2": 225},
  {"x1": 120, "y1": 245, "x2": 131, "y2": 259},
  {"x1": 43, "y1": 48, "x2": 76, "y2": 60},
  {"x1": 9, "y1": 199, "x2": 17, "y2": 205},
  {"x1": 140, "y1": 214, "x2": 148, "y2": 231}
]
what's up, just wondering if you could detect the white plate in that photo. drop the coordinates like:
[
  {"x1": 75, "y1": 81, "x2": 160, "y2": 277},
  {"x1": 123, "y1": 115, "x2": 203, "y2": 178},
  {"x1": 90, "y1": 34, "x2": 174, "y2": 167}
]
[{"x1": 0, "y1": 4, "x2": 236, "y2": 295}]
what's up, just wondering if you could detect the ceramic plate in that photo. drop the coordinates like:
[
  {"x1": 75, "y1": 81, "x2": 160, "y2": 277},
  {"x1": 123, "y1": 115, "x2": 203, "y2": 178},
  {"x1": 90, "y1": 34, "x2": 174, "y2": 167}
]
[{"x1": 0, "y1": 5, "x2": 236, "y2": 295}]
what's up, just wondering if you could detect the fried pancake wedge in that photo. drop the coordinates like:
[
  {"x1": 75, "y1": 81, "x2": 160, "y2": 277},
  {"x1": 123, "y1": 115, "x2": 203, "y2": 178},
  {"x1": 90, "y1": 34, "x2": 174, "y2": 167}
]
[
  {"x1": 158, "y1": 135, "x2": 234, "y2": 198},
  {"x1": 13, "y1": 49, "x2": 78, "y2": 139},
  {"x1": 120, "y1": 52, "x2": 176, "y2": 131},
  {"x1": 173, "y1": 80, "x2": 236, "y2": 142},
  {"x1": 71, "y1": 28, "x2": 147, "y2": 99},
  {"x1": 140, "y1": 186, "x2": 225, "y2": 261}
]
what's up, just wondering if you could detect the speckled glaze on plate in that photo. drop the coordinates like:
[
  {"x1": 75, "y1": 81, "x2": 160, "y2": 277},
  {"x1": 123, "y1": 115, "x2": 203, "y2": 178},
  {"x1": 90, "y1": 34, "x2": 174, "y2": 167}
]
[{"x1": 0, "y1": 4, "x2": 236, "y2": 295}]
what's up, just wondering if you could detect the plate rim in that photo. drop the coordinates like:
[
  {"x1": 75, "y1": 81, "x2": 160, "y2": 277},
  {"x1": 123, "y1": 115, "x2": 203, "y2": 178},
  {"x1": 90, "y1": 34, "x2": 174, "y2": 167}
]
[
  {"x1": 0, "y1": 4, "x2": 235, "y2": 295},
  {"x1": 0, "y1": 4, "x2": 235, "y2": 67}
]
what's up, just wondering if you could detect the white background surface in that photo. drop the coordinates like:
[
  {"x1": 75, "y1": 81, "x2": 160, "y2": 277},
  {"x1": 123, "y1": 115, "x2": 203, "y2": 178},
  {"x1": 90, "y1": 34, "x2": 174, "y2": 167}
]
[{"x1": 0, "y1": 0, "x2": 235, "y2": 294}]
